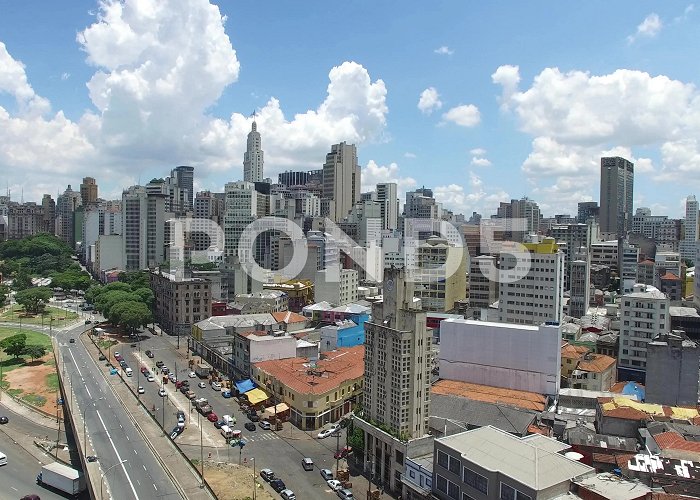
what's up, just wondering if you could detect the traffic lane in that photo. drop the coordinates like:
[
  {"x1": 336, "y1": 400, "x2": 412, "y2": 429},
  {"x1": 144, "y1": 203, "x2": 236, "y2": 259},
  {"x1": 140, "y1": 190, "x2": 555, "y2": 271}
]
[
  {"x1": 64, "y1": 340, "x2": 181, "y2": 498},
  {"x1": 0, "y1": 431, "x2": 72, "y2": 500},
  {"x1": 0, "y1": 402, "x2": 66, "y2": 444}
]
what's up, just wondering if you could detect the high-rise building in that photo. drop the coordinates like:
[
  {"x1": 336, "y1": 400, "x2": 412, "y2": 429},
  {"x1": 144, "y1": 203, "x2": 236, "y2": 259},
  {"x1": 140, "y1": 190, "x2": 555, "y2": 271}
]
[
  {"x1": 41, "y1": 194, "x2": 55, "y2": 235},
  {"x1": 618, "y1": 284, "x2": 670, "y2": 382},
  {"x1": 569, "y1": 248, "x2": 591, "y2": 319},
  {"x1": 6, "y1": 202, "x2": 45, "y2": 239},
  {"x1": 243, "y1": 121, "x2": 264, "y2": 183},
  {"x1": 358, "y1": 267, "x2": 431, "y2": 493},
  {"x1": 322, "y1": 142, "x2": 360, "y2": 221},
  {"x1": 467, "y1": 255, "x2": 498, "y2": 318},
  {"x1": 56, "y1": 185, "x2": 82, "y2": 248},
  {"x1": 404, "y1": 187, "x2": 439, "y2": 219},
  {"x1": 600, "y1": 156, "x2": 634, "y2": 238},
  {"x1": 550, "y1": 221, "x2": 598, "y2": 289},
  {"x1": 223, "y1": 181, "x2": 257, "y2": 263},
  {"x1": 376, "y1": 182, "x2": 398, "y2": 230},
  {"x1": 172, "y1": 166, "x2": 194, "y2": 213},
  {"x1": 646, "y1": 332, "x2": 700, "y2": 406},
  {"x1": 511, "y1": 196, "x2": 541, "y2": 235},
  {"x1": 498, "y1": 236, "x2": 565, "y2": 325},
  {"x1": 122, "y1": 185, "x2": 148, "y2": 271},
  {"x1": 80, "y1": 177, "x2": 98, "y2": 206},
  {"x1": 192, "y1": 191, "x2": 225, "y2": 252},
  {"x1": 414, "y1": 236, "x2": 467, "y2": 312},
  {"x1": 680, "y1": 195, "x2": 699, "y2": 263},
  {"x1": 577, "y1": 201, "x2": 599, "y2": 223}
]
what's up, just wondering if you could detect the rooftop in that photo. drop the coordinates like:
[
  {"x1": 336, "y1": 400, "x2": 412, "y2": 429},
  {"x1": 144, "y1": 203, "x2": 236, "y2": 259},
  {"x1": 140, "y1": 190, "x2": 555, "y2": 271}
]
[
  {"x1": 660, "y1": 272, "x2": 681, "y2": 281},
  {"x1": 598, "y1": 397, "x2": 699, "y2": 421},
  {"x1": 437, "y1": 426, "x2": 594, "y2": 490},
  {"x1": 271, "y1": 311, "x2": 308, "y2": 324},
  {"x1": 195, "y1": 313, "x2": 278, "y2": 331},
  {"x1": 561, "y1": 343, "x2": 590, "y2": 359},
  {"x1": 432, "y1": 379, "x2": 547, "y2": 412},
  {"x1": 669, "y1": 306, "x2": 700, "y2": 318},
  {"x1": 623, "y1": 284, "x2": 667, "y2": 300},
  {"x1": 253, "y1": 346, "x2": 364, "y2": 396},
  {"x1": 574, "y1": 473, "x2": 651, "y2": 500},
  {"x1": 576, "y1": 353, "x2": 616, "y2": 374}
]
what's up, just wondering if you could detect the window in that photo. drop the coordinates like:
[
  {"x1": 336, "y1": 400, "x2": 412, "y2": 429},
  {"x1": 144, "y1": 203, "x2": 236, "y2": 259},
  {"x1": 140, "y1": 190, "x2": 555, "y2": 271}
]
[
  {"x1": 448, "y1": 481, "x2": 460, "y2": 499},
  {"x1": 437, "y1": 450, "x2": 449, "y2": 469},
  {"x1": 463, "y1": 494, "x2": 475, "y2": 500},
  {"x1": 449, "y1": 456, "x2": 461, "y2": 475},
  {"x1": 436, "y1": 474, "x2": 448, "y2": 493},
  {"x1": 464, "y1": 467, "x2": 488, "y2": 494},
  {"x1": 409, "y1": 470, "x2": 415, "y2": 479},
  {"x1": 501, "y1": 483, "x2": 532, "y2": 500}
]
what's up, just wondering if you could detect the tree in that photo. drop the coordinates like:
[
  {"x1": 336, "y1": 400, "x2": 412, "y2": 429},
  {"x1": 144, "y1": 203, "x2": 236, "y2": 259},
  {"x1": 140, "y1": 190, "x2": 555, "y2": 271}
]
[
  {"x1": 347, "y1": 426, "x2": 364, "y2": 456},
  {"x1": 0, "y1": 333, "x2": 27, "y2": 359},
  {"x1": 0, "y1": 284, "x2": 9, "y2": 308},
  {"x1": 96, "y1": 290, "x2": 142, "y2": 319},
  {"x1": 110, "y1": 301, "x2": 152, "y2": 333},
  {"x1": 12, "y1": 270, "x2": 32, "y2": 291},
  {"x1": 133, "y1": 287, "x2": 155, "y2": 308},
  {"x1": 15, "y1": 287, "x2": 53, "y2": 314},
  {"x1": 23, "y1": 344, "x2": 47, "y2": 361}
]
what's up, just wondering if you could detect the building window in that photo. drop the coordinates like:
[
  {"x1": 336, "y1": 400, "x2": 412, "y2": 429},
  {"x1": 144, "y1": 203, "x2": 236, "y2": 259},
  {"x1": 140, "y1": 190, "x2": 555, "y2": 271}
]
[
  {"x1": 448, "y1": 481, "x2": 460, "y2": 499},
  {"x1": 436, "y1": 474, "x2": 448, "y2": 493},
  {"x1": 500, "y1": 482, "x2": 531, "y2": 500},
  {"x1": 409, "y1": 470, "x2": 415, "y2": 479},
  {"x1": 464, "y1": 467, "x2": 488, "y2": 494},
  {"x1": 448, "y1": 456, "x2": 461, "y2": 475},
  {"x1": 463, "y1": 494, "x2": 475, "y2": 500},
  {"x1": 437, "y1": 450, "x2": 449, "y2": 469}
]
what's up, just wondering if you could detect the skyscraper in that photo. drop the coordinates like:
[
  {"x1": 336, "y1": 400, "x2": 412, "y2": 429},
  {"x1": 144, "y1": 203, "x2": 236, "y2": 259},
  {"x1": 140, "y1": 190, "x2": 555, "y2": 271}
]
[
  {"x1": 80, "y1": 177, "x2": 98, "y2": 206},
  {"x1": 243, "y1": 121, "x2": 264, "y2": 183},
  {"x1": 376, "y1": 182, "x2": 398, "y2": 230},
  {"x1": 172, "y1": 166, "x2": 194, "y2": 213},
  {"x1": 322, "y1": 142, "x2": 360, "y2": 221},
  {"x1": 56, "y1": 185, "x2": 82, "y2": 247},
  {"x1": 680, "y1": 195, "x2": 699, "y2": 263},
  {"x1": 600, "y1": 156, "x2": 634, "y2": 237}
]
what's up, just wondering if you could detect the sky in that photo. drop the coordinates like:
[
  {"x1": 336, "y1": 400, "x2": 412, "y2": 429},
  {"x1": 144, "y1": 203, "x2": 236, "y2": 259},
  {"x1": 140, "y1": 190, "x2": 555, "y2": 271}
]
[{"x1": 1, "y1": 1, "x2": 700, "y2": 218}]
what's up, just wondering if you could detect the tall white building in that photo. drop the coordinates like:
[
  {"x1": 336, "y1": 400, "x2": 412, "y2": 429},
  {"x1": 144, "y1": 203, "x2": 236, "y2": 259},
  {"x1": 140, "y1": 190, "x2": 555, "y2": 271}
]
[
  {"x1": 376, "y1": 182, "x2": 398, "y2": 230},
  {"x1": 569, "y1": 248, "x2": 591, "y2": 319},
  {"x1": 618, "y1": 284, "x2": 670, "y2": 381},
  {"x1": 322, "y1": 142, "x2": 360, "y2": 221},
  {"x1": 122, "y1": 186, "x2": 148, "y2": 271},
  {"x1": 498, "y1": 236, "x2": 565, "y2": 325},
  {"x1": 243, "y1": 120, "x2": 264, "y2": 183},
  {"x1": 680, "y1": 195, "x2": 699, "y2": 263},
  {"x1": 224, "y1": 181, "x2": 258, "y2": 262}
]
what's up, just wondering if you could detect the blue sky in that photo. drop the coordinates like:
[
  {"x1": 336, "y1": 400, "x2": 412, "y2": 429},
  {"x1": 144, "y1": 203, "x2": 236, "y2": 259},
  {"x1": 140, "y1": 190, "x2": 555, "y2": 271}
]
[{"x1": 1, "y1": 1, "x2": 699, "y2": 218}]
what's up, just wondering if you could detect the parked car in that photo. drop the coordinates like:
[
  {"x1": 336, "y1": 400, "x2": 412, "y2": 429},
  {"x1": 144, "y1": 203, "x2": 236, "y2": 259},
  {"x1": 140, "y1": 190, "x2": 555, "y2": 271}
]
[
  {"x1": 84, "y1": 319, "x2": 91, "y2": 324},
  {"x1": 259, "y1": 468, "x2": 275, "y2": 482},
  {"x1": 334, "y1": 446, "x2": 352, "y2": 459},
  {"x1": 222, "y1": 390, "x2": 232, "y2": 398},
  {"x1": 185, "y1": 390, "x2": 196, "y2": 400},
  {"x1": 188, "y1": 371, "x2": 196, "y2": 378},
  {"x1": 141, "y1": 367, "x2": 148, "y2": 374},
  {"x1": 302, "y1": 457, "x2": 314, "y2": 471},
  {"x1": 168, "y1": 373, "x2": 177, "y2": 383},
  {"x1": 280, "y1": 490, "x2": 296, "y2": 500},
  {"x1": 270, "y1": 479, "x2": 286, "y2": 493},
  {"x1": 244, "y1": 422, "x2": 256, "y2": 431},
  {"x1": 327, "y1": 480, "x2": 343, "y2": 491},
  {"x1": 317, "y1": 427, "x2": 337, "y2": 439},
  {"x1": 145, "y1": 350, "x2": 154, "y2": 358},
  {"x1": 198, "y1": 382, "x2": 206, "y2": 389},
  {"x1": 259, "y1": 420, "x2": 271, "y2": 430},
  {"x1": 320, "y1": 469, "x2": 333, "y2": 481},
  {"x1": 207, "y1": 413, "x2": 218, "y2": 423},
  {"x1": 158, "y1": 388, "x2": 167, "y2": 397},
  {"x1": 337, "y1": 489, "x2": 354, "y2": 500},
  {"x1": 98, "y1": 354, "x2": 106, "y2": 361},
  {"x1": 177, "y1": 410, "x2": 185, "y2": 420},
  {"x1": 161, "y1": 367, "x2": 169, "y2": 375},
  {"x1": 180, "y1": 386, "x2": 189, "y2": 394},
  {"x1": 69, "y1": 338, "x2": 75, "y2": 343},
  {"x1": 147, "y1": 374, "x2": 156, "y2": 382},
  {"x1": 214, "y1": 420, "x2": 225, "y2": 429},
  {"x1": 156, "y1": 361, "x2": 164, "y2": 368},
  {"x1": 137, "y1": 386, "x2": 145, "y2": 394},
  {"x1": 211, "y1": 381, "x2": 222, "y2": 391},
  {"x1": 247, "y1": 413, "x2": 259, "y2": 422}
]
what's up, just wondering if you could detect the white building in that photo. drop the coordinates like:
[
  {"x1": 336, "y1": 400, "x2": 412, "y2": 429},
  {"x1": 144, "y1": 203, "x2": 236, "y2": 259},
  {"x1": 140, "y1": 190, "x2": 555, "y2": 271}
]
[
  {"x1": 314, "y1": 269, "x2": 358, "y2": 306},
  {"x1": 323, "y1": 142, "x2": 360, "y2": 221},
  {"x1": 680, "y1": 195, "x2": 699, "y2": 263},
  {"x1": 376, "y1": 182, "x2": 398, "y2": 230},
  {"x1": 498, "y1": 236, "x2": 565, "y2": 325},
  {"x1": 618, "y1": 284, "x2": 670, "y2": 381},
  {"x1": 243, "y1": 120, "x2": 264, "y2": 183},
  {"x1": 439, "y1": 319, "x2": 562, "y2": 395},
  {"x1": 224, "y1": 181, "x2": 257, "y2": 261}
]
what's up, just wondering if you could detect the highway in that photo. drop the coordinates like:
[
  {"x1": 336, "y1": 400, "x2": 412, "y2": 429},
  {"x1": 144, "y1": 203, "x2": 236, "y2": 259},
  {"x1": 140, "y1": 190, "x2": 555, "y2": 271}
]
[{"x1": 58, "y1": 322, "x2": 182, "y2": 499}]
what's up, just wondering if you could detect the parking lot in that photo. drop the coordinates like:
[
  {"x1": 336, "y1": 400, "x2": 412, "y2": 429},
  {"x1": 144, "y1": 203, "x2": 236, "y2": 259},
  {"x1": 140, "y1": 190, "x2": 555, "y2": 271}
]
[{"x1": 114, "y1": 332, "x2": 359, "y2": 499}]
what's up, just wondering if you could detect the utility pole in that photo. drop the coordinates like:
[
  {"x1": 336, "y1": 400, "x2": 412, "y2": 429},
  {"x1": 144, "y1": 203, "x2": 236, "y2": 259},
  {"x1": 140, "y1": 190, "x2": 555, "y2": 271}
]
[
  {"x1": 162, "y1": 394, "x2": 167, "y2": 436},
  {"x1": 199, "y1": 411, "x2": 204, "y2": 488},
  {"x1": 335, "y1": 429, "x2": 341, "y2": 473}
]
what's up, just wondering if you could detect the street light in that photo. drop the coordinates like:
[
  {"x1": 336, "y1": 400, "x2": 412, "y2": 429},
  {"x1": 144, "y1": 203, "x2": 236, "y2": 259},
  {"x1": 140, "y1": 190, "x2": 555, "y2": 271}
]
[
  {"x1": 251, "y1": 457, "x2": 256, "y2": 500},
  {"x1": 100, "y1": 459, "x2": 127, "y2": 500}
]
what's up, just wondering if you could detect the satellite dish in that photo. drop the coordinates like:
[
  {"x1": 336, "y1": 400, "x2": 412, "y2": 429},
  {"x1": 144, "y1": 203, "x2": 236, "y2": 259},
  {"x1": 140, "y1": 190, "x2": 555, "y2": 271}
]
[{"x1": 565, "y1": 452, "x2": 584, "y2": 462}]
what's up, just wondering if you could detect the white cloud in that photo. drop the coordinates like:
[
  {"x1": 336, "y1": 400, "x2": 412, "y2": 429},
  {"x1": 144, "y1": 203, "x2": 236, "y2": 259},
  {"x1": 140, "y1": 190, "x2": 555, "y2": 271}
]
[
  {"x1": 470, "y1": 148, "x2": 486, "y2": 156},
  {"x1": 442, "y1": 104, "x2": 481, "y2": 127},
  {"x1": 674, "y1": 4, "x2": 694, "y2": 23},
  {"x1": 434, "y1": 46, "x2": 454, "y2": 56},
  {"x1": 61, "y1": 72, "x2": 70, "y2": 81},
  {"x1": 404, "y1": 152, "x2": 416, "y2": 159},
  {"x1": 491, "y1": 64, "x2": 520, "y2": 110},
  {"x1": 361, "y1": 160, "x2": 417, "y2": 204},
  {"x1": 434, "y1": 172, "x2": 509, "y2": 215},
  {"x1": 471, "y1": 157, "x2": 492, "y2": 167},
  {"x1": 627, "y1": 13, "x2": 663, "y2": 44},
  {"x1": 417, "y1": 87, "x2": 442, "y2": 114}
]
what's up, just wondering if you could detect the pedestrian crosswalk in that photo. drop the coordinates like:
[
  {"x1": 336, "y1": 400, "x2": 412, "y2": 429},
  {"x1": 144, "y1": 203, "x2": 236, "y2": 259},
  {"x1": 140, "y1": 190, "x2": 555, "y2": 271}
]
[{"x1": 245, "y1": 432, "x2": 278, "y2": 442}]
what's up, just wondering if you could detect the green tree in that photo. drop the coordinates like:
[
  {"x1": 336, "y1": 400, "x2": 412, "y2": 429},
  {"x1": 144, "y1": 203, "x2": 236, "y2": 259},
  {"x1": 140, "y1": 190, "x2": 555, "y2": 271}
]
[
  {"x1": 12, "y1": 270, "x2": 32, "y2": 291},
  {"x1": 96, "y1": 290, "x2": 141, "y2": 318},
  {"x1": 0, "y1": 284, "x2": 9, "y2": 308},
  {"x1": 118, "y1": 271, "x2": 150, "y2": 289},
  {"x1": 133, "y1": 287, "x2": 155, "y2": 308},
  {"x1": 0, "y1": 333, "x2": 27, "y2": 359},
  {"x1": 347, "y1": 426, "x2": 364, "y2": 456},
  {"x1": 23, "y1": 344, "x2": 47, "y2": 361},
  {"x1": 15, "y1": 287, "x2": 53, "y2": 314},
  {"x1": 110, "y1": 301, "x2": 152, "y2": 333},
  {"x1": 84, "y1": 284, "x2": 103, "y2": 305}
]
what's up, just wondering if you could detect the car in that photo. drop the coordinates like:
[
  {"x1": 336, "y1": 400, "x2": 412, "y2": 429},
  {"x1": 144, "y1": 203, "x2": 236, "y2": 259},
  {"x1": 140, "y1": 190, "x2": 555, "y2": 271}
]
[
  {"x1": 270, "y1": 479, "x2": 286, "y2": 493},
  {"x1": 214, "y1": 420, "x2": 225, "y2": 429},
  {"x1": 327, "y1": 479, "x2": 343, "y2": 491},
  {"x1": 158, "y1": 388, "x2": 167, "y2": 397},
  {"x1": 188, "y1": 371, "x2": 196, "y2": 378},
  {"x1": 317, "y1": 427, "x2": 337, "y2": 439},
  {"x1": 145, "y1": 350, "x2": 154, "y2": 358},
  {"x1": 156, "y1": 361, "x2": 164, "y2": 368},
  {"x1": 259, "y1": 468, "x2": 275, "y2": 482},
  {"x1": 247, "y1": 413, "x2": 259, "y2": 422},
  {"x1": 177, "y1": 410, "x2": 185, "y2": 420},
  {"x1": 119, "y1": 361, "x2": 127, "y2": 368},
  {"x1": 161, "y1": 367, "x2": 169, "y2": 374},
  {"x1": 280, "y1": 490, "x2": 297, "y2": 500},
  {"x1": 334, "y1": 446, "x2": 352, "y2": 459},
  {"x1": 114, "y1": 355, "x2": 123, "y2": 362},
  {"x1": 259, "y1": 420, "x2": 271, "y2": 430},
  {"x1": 137, "y1": 386, "x2": 145, "y2": 394},
  {"x1": 170, "y1": 426, "x2": 184, "y2": 439},
  {"x1": 168, "y1": 374, "x2": 177, "y2": 383},
  {"x1": 114, "y1": 352, "x2": 120, "y2": 359},
  {"x1": 180, "y1": 380, "x2": 190, "y2": 388},
  {"x1": 337, "y1": 489, "x2": 354, "y2": 500},
  {"x1": 98, "y1": 354, "x2": 106, "y2": 361},
  {"x1": 86, "y1": 455, "x2": 98, "y2": 462},
  {"x1": 141, "y1": 367, "x2": 148, "y2": 374},
  {"x1": 69, "y1": 338, "x2": 75, "y2": 343},
  {"x1": 302, "y1": 457, "x2": 314, "y2": 471},
  {"x1": 221, "y1": 390, "x2": 232, "y2": 398},
  {"x1": 147, "y1": 375, "x2": 156, "y2": 382},
  {"x1": 211, "y1": 381, "x2": 221, "y2": 391},
  {"x1": 198, "y1": 382, "x2": 206, "y2": 389},
  {"x1": 84, "y1": 319, "x2": 91, "y2": 324},
  {"x1": 180, "y1": 386, "x2": 188, "y2": 394},
  {"x1": 0, "y1": 416, "x2": 8, "y2": 424},
  {"x1": 320, "y1": 469, "x2": 334, "y2": 481},
  {"x1": 244, "y1": 422, "x2": 256, "y2": 431},
  {"x1": 207, "y1": 413, "x2": 218, "y2": 422}
]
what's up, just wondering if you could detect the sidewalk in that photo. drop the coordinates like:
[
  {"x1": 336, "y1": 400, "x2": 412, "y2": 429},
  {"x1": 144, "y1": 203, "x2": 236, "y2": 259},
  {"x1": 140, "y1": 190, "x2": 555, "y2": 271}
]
[{"x1": 0, "y1": 390, "x2": 60, "y2": 430}]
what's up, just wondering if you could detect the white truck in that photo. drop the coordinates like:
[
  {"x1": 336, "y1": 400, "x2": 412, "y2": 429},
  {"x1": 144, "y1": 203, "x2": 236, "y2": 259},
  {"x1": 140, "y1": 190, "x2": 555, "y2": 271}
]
[
  {"x1": 37, "y1": 462, "x2": 86, "y2": 496},
  {"x1": 195, "y1": 363, "x2": 211, "y2": 378}
]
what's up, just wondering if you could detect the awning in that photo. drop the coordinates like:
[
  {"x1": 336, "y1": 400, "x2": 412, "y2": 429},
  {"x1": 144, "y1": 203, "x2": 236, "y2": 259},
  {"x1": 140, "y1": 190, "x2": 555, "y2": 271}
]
[
  {"x1": 235, "y1": 379, "x2": 255, "y2": 394},
  {"x1": 263, "y1": 403, "x2": 289, "y2": 415},
  {"x1": 245, "y1": 388, "x2": 269, "y2": 405}
]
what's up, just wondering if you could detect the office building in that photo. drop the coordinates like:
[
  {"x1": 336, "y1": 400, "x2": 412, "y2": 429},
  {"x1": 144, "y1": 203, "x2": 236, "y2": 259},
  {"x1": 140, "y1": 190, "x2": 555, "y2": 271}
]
[
  {"x1": 550, "y1": 221, "x2": 598, "y2": 288},
  {"x1": 680, "y1": 194, "x2": 699, "y2": 263},
  {"x1": 618, "y1": 284, "x2": 670, "y2": 382},
  {"x1": 56, "y1": 185, "x2": 82, "y2": 247},
  {"x1": 192, "y1": 191, "x2": 225, "y2": 252},
  {"x1": 223, "y1": 181, "x2": 257, "y2": 261},
  {"x1": 376, "y1": 182, "x2": 398, "y2": 230},
  {"x1": 569, "y1": 249, "x2": 590, "y2": 319},
  {"x1": 414, "y1": 236, "x2": 467, "y2": 312},
  {"x1": 645, "y1": 331, "x2": 699, "y2": 407},
  {"x1": 5, "y1": 202, "x2": 46, "y2": 239},
  {"x1": 600, "y1": 156, "x2": 634, "y2": 238},
  {"x1": 121, "y1": 185, "x2": 170, "y2": 271},
  {"x1": 150, "y1": 270, "x2": 212, "y2": 336},
  {"x1": 577, "y1": 201, "x2": 599, "y2": 223},
  {"x1": 79, "y1": 176, "x2": 98, "y2": 206},
  {"x1": 323, "y1": 142, "x2": 360, "y2": 221},
  {"x1": 498, "y1": 236, "x2": 565, "y2": 325},
  {"x1": 467, "y1": 255, "x2": 498, "y2": 318},
  {"x1": 41, "y1": 194, "x2": 56, "y2": 235},
  {"x1": 404, "y1": 187, "x2": 440, "y2": 220},
  {"x1": 511, "y1": 197, "x2": 541, "y2": 235},
  {"x1": 243, "y1": 120, "x2": 264, "y2": 183},
  {"x1": 314, "y1": 268, "x2": 358, "y2": 306},
  {"x1": 172, "y1": 166, "x2": 194, "y2": 212}
]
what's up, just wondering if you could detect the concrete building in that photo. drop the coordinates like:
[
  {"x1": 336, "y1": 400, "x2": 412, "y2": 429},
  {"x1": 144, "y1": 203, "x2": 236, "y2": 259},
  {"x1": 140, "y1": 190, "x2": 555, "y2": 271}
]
[
  {"x1": 56, "y1": 184, "x2": 82, "y2": 248},
  {"x1": 618, "y1": 284, "x2": 670, "y2": 382},
  {"x1": 41, "y1": 194, "x2": 56, "y2": 235},
  {"x1": 432, "y1": 426, "x2": 594, "y2": 500},
  {"x1": 577, "y1": 201, "x2": 599, "y2": 223},
  {"x1": 600, "y1": 156, "x2": 634, "y2": 238},
  {"x1": 121, "y1": 185, "x2": 148, "y2": 270},
  {"x1": 404, "y1": 187, "x2": 440, "y2": 220},
  {"x1": 569, "y1": 250, "x2": 591, "y2": 319},
  {"x1": 234, "y1": 330, "x2": 297, "y2": 379},
  {"x1": 171, "y1": 165, "x2": 195, "y2": 213},
  {"x1": 192, "y1": 191, "x2": 225, "y2": 252},
  {"x1": 149, "y1": 270, "x2": 212, "y2": 337},
  {"x1": 314, "y1": 268, "x2": 358, "y2": 306},
  {"x1": 413, "y1": 236, "x2": 467, "y2": 312},
  {"x1": 440, "y1": 319, "x2": 562, "y2": 395},
  {"x1": 223, "y1": 181, "x2": 257, "y2": 260},
  {"x1": 680, "y1": 194, "x2": 699, "y2": 263},
  {"x1": 230, "y1": 290, "x2": 288, "y2": 314},
  {"x1": 498, "y1": 236, "x2": 565, "y2": 325},
  {"x1": 645, "y1": 331, "x2": 699, "y2": 407},
  {"x1": 467, "y1": 255, "x2": 498, "y2": 319},
  {"x1": 93, "y1": 234, "x2": 123, "y2": 274},
  {"x1": 252, "y1": 346, "x2": 363, "y2": 430},
  {"x1": 322, "y1": 142, "x2": 360, "y2": 221},
  {"x1": 567, "y1": 350, "x2": 617, "y2": 392},
  {"x1": 319, "y1": 319, "x2": 365, "y2": 351},
  {"x1": 658, "y1": 272, "x2": 682, "y2": 301},
  {"x1": 550, "y1": 221, "x2": 598, "y2": 288},
  {"x1": 357, "y1": 266, "x2": 433, "y2": 493},
  {"x1": 243, "y1": 120, "x2": 264, "y2": 183},
  {"x1": 5, "y1": 201, "x2": 46, "y2": 239},
  {"x1": 376, "y1": 182, "x2": 398, "y2": 230},
  {"x1": 80, "y1": 176, "x2": 98, "y2": 206}
]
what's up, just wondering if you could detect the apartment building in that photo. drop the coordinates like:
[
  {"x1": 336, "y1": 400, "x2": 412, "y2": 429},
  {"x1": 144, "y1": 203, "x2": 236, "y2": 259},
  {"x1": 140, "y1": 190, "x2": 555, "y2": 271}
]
[
  {"x1": 467, "y1": 255, "x2": 498, "y2": 318},
  {"x1": 413, "y1": 237, "x2": 467, "y2": 312},
  {"x1": 149, "y1": 270, "x2": 212, "y2": 336}
]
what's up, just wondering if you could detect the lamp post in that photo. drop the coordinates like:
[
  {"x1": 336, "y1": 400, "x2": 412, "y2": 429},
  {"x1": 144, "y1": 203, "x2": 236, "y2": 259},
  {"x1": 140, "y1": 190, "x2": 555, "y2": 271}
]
[
  {"x1": 100, "y1": 459, "x2": 127, "y2": 500},
  {"x1": 199, "y1": 410, "x2": 204, "y2": 488},
  {"x1": 136, "y1": 341, "x2": 141, "y2": 404},
  {"x1": 251, "y1": 457, "x2": 256, "y2": 500}
]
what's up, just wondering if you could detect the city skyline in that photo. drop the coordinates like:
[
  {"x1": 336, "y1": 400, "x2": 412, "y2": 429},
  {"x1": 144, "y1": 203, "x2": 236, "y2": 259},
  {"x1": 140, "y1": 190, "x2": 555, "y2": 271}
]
[{"x1": 1, "y1": 2, "x2": 700, "y2": 217}]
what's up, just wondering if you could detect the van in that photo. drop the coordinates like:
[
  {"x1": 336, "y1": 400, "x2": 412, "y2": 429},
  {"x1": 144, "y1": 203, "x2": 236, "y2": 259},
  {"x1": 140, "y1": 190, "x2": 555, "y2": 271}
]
[
  {"x1": 220, "y1": 425, "x2": 234, "y2": 439},
  {"x1": 0, "y1": 452, "x2": 6, "y2": 466},
  {"x1": 222, "y1": 415, "x2": 235, "y2": 426},
  {"x1": 302, "y1": 457, "x2": 314, "y2": 471},
  {"x1": 125, "y1": 368, "x2": 133, "y2": 377}
]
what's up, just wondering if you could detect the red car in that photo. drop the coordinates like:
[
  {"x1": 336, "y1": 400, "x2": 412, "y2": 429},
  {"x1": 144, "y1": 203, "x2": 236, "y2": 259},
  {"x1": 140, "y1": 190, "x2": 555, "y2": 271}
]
[
  {"x1": 334, "y1": 446, "x2": 352, "y2": 460},
  {"x1": 176, "y1": 381, "x2": 184, "y2": 389},
  {"x1": 115, "y1": 355, "x2": 123, "y2": 362},
  {"x1": 140, "y1": 367, "x2": 148, "y2": 374},
  {"x1": 207, "y1": 413, "x2": 218, "y2": 423}
]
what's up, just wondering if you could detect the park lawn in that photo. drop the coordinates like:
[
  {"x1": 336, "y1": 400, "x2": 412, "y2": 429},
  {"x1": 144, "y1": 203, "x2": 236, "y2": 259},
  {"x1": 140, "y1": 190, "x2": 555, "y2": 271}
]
[
  {"x1": 0, "y1": 326, "x2": 53, "y2": 387},
  {"x1": 0, "y1": 305, "x2": 78, "y2": 327},
  {"x1": 46, "y1": 373, "x2": 59, "y2": 391}
]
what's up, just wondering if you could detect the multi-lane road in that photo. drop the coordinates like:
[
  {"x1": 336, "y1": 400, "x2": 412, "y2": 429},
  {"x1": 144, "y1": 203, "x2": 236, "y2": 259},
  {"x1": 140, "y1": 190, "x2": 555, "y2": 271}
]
[{"x1": 58, "y1": 322, "x2": 182, "y2": 499}]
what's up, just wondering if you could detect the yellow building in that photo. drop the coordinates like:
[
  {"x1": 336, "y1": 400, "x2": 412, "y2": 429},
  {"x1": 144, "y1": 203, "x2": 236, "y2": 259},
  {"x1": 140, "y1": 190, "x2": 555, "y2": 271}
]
[
  {"x1": 263, "y1": 280, "x2": 314, "y2": 312},
  {"x1": 252, "y1": 346, "x2": 364, "y2": 430}
]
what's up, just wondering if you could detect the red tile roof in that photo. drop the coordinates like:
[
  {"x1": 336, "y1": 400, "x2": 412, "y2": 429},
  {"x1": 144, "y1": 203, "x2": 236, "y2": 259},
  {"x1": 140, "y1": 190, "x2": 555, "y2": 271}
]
[
  {"x1": 610, "y1": 381, "x2": 645, "y2": 393},
  {"x1": 576, "y1": 354, "x2": 616, "y2": 373},
  {"x1": 271, "y1": 311, "x2": 308, "y2": 324},
  {"x1": 660, "y1": 272, "x2": 681, "y2": 281},
  {"x1": 432, "y1": 379, "x2": 546, "y2": 411},
  {"x1": 654, "y1": 431, "x2": 700, "y2": 453},
  {"x1": 561, "y1": 343, "x2": 590, "y2": 359}
]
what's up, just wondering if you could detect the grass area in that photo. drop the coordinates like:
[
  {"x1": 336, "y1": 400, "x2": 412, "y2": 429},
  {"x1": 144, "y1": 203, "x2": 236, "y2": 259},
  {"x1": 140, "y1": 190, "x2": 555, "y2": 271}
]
[
  {"x1": 97, "y1": 339, "x2": 117, "y2": 350},
  {"x1": 0, "y1": 305, "x2": 78, "y2": 327},
  {"x1": 21, "y1": 393, "x2": 47, "y2": 407},
  {"x1": 0, "y1": 327, "x2": 53, "y2": 375},
  {"x1": 45, "y1": 358, "x2": 56, "y2": 367},
  {"x1": 7, "y1": 388, "x2": 22, "y2": 397},
  {"x1": 46, "y1": 373, "x2": 59, "y2": 391}
]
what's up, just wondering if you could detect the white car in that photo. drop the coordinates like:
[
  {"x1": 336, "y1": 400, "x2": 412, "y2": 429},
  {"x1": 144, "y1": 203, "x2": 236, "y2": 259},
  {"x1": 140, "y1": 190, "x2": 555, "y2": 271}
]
[
  {"x1": 327, "y1": 479, "x2": 343, "y2": 491},
  {"x1": 147, "y1": 375, "x2": 155, "y2": 382},
  {"x1": 137, "y1": 386, "x2": 145, "y2": 394},
  {"x1": 188, "y1": 371, "x2": 196, "y2": 378},
  {"x1": 198, "y1": 382, "x2": 206, "y2": 389},
  {"x1": 169, "y1": 373, "x2": 177, "y2": 383},
  {"x1": 158, "y1": 388, "x2": 167, "y2": 397},
  {"x1": 211, "y1": 381, "x2": 222, "y2": 391},
  {"x1": 317, "y1": 427, "x2": 337, "y2": 439}
]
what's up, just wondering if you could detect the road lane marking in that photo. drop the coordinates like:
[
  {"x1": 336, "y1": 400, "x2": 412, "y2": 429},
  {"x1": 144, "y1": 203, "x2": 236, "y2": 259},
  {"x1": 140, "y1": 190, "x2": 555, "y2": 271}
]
[
  {"x1": 143, "y1": 464, "x2": 147, "y2": 471},
  {"x1": 153, "y1": 483, "x2": 158, "y2": 491},
  {"x1": 96, "y1": 410, "x2": 140, "y2": 500}
]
